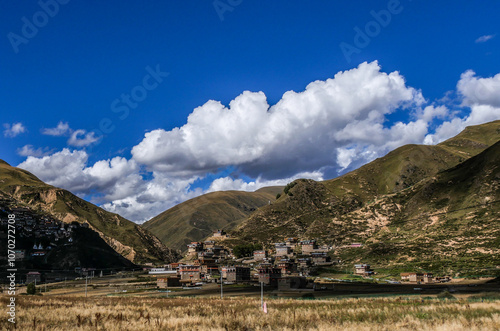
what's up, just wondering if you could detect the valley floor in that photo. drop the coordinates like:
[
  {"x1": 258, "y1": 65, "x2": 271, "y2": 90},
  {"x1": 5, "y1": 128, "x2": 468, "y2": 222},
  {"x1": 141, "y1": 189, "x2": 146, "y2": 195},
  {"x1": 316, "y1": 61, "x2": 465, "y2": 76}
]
[{"x1": 1, "y1": 295, "x2": 499, "y2": 330}]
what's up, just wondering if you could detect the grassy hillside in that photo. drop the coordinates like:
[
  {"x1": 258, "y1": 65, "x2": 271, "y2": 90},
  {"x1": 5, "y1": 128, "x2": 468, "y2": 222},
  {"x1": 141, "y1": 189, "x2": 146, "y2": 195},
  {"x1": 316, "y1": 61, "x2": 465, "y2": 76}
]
[
  {"x1": 0, "y1": 161, "x2": 179, "y2": 264},
  {"x1": 323, "y1": 119, "x2": 500, "y2": 201},
  {"x1": 143, "y1": 187, "x2": 282, "y2": 252},
  {"x1": 228, "y1": 121, "x2": 500, "y2": 276},
  {"x1": 323, "y1": 141, "x2": 500, "y2": 276}
]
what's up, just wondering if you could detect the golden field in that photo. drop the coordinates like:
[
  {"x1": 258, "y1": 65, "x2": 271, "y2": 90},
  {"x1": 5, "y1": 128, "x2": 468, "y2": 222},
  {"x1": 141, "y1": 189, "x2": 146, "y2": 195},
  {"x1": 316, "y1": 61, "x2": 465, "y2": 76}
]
[{"x1": 1, "y1": 295, "x2": 499, "y2": 330}]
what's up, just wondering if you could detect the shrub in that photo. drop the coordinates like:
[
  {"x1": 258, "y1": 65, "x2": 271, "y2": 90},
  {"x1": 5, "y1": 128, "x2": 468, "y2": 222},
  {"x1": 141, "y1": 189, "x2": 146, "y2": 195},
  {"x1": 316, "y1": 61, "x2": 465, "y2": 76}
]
[
  {"x1": 232, "y1": 243, "x2": 263, "y2": 258},
  {"x1": 283, "y1": 182, "x2": 297, "y2": 196},
  {"x1": 27, "y1": 283, "x2": 37, "y2": 295},
  {"x1": 437, "y1": 290, "x2": 456, "y2": 299}
]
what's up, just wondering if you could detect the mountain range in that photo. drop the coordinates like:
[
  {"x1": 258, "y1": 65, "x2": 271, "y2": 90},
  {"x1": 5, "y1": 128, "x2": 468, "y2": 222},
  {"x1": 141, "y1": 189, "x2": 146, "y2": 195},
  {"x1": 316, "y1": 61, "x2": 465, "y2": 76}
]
[
  {"x1": 144, "y1": 120, "x2": 500, "y2": 276},
  {"x1": 0, "y1": 160, "x2": 179, "y2": 265},
  {"x1": 143, "y1": 186, "x2": 282, "y2": 252},
  {"x1": 1, "y1": 120, "x2": 499, "y2": 276}
]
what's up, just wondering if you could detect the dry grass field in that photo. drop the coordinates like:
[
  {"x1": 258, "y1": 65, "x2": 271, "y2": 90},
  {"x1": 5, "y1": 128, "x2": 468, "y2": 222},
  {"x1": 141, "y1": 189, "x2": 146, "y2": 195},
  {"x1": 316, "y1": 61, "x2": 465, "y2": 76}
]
[{"x1": 1, "y1": 295, "x2": 499, "y2": 330}]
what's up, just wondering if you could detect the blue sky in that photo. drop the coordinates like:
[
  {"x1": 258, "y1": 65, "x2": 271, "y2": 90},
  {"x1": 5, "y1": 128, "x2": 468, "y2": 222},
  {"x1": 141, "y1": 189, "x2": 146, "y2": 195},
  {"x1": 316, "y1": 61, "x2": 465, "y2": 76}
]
[{"x1": 1, "y1": 1, "x2": 500, "y2": 222}]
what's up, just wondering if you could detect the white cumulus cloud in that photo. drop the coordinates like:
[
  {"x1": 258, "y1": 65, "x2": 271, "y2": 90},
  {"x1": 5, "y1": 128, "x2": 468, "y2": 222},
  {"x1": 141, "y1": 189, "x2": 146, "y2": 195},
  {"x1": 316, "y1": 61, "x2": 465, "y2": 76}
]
[
  {"x1": 16, "y1": 64, "x2": 500, "y2": 224},
  {"x1": 132, "y1": 61, "x2": 423, "y2": 179},
  {"x1": 68, "y1": 130, "x2": 100, "y2": 147},
  {"x1": 3, "y1": 122, "x2": 26, "y2": 137},
  {"x1": 424, "y1": 70, "x2": 500, "y2": 145},
  {"x1": 41, "y1": 122, "x2": 101, "y2": 147},
  {"x1": 17, "y1": 145, "x2": 54, "y2": 157},
  {"x1": 207, "y1": 171, "x2": 324, "y2": 193},
  {"x1": 18, "y1": 149, "x2": 140, "y2": 200},
  {"x1": 475, "y1": 34, "x2": 495, "y2": 43},
  {"x1": 42, "y1": 122, "x2": 71, "y2": 136}
]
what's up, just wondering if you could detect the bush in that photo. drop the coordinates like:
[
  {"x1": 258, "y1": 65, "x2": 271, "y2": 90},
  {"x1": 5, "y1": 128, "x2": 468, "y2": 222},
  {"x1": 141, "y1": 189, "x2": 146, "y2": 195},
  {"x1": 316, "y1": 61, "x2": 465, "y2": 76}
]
[
  {"x1": 233, "y1": 243, "x2": 263, "y2": 258},
  {"x1": 283, "y1": 182, "x2": 297, "y2": 196},
  {"x1": 27, "y1": 283, "x2": 37, "y2": 295},
  {"x1": 276, "y1": 193, "x2": 281, "y2": 199},
  {"x1": 437, "y1": 290, "x2": 456, "y2": 299}
]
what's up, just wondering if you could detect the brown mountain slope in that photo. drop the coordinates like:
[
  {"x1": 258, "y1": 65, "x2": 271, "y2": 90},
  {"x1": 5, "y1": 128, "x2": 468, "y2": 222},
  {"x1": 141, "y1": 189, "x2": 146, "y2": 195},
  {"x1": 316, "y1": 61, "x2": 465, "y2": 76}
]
[
  {"x1": 0, "y1": 161, "x2": 179, "y2": 264},
  {"x1": 142, "y1": 187, "x2": 282, "y2": 252},
  {"x1": 323, "y1": 119, "x2": 500, "y2": 201},
  {"x1": 144, "y1": 120, "x2": 500, "y2": 255},
  {"x1": 228, "y1": 121, "x2": 500, "y2": 275}
]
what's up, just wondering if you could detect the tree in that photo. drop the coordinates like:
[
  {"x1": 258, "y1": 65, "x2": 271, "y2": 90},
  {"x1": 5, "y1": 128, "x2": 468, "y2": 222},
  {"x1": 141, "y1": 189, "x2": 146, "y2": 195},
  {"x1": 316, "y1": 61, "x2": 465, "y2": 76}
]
[
  {"x1": 27, "y1": 283, "x2": 36, "y2": 295},
  {"x1": 233, "y1": 243, "x2": 263, "y2": 258},
  {"x1": 284, "y1": 182, "x2": 297, "y2": 196}
]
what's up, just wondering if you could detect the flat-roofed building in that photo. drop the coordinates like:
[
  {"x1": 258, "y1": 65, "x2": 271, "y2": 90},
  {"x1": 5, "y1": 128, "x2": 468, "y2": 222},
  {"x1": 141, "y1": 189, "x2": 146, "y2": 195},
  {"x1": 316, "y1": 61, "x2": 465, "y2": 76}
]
[
  {"x1": 354, "y1": 264, "x2": 373, "y2": 276},
  {"x1": 400, "y1": 272, "x2": 433, "y2": 283},
  {"x1": 275, "y1": 243, "x2": 292, "y2": 257},
  {"x1": 300, "y1": 240, "x2": 318, "y2": 255},
  {"x1": 179, "y1": 265, "x2": 201, "y2": 283},
  {"x1": 253, "y1": 250, "x2": 267, "y2": 261},
  {"x1": 277, "y1": 260, "x2": 297, "y2": 275},
  {"x1": 258, "y1": 267, "x2": 281, "y2": 286},
  {"x1": 157, "y1": 277, "x2": 181, "y2": 288},
  {"x1": 26, "y1": 271, "x2": 41, "y2": 284},
  {"x1": 226, "y1": 266, "x2": 251, "y2": 282}
]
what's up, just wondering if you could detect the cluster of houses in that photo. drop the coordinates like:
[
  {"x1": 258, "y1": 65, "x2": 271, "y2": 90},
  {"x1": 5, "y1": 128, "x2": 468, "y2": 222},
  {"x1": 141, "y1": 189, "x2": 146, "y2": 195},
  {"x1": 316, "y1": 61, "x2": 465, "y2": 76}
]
[
  {"x1": 400, "y1": 272, "x2": 450, "y2": 284},
  {"x1": 186, "y1": 237, "x2": 231, "y2": 261},
  {"x1": 0, "y1": 207, "x2": 84, "y2": 260},
  {"x1": 253, "y1": 238, "x2": 333, "y2": 277},
  {"x1": 149, "y1": 231, "x2": 452, "y2": 289},
  {"x1": 151, "y1": 263, "x2": 328, "y2": 290},
  {"x1": 149, "y1": 235, "x2": 339, "y2": 288},
  {"x1": 354, "y1": 265, "x2": 450, "y2": 284}
]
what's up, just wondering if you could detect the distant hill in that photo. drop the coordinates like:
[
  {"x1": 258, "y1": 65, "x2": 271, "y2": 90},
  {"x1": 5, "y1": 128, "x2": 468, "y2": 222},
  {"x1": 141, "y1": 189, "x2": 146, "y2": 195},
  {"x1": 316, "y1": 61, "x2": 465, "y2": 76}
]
[
  {"x1": 142, "y1": 187, "x2": 283, "y2": 252},
  {"x1": 227, "y1": 120, "x2": 500, "y2": 276},
  {"x1": 0, "y1": 161, "x2": 179, "y2": 264}
]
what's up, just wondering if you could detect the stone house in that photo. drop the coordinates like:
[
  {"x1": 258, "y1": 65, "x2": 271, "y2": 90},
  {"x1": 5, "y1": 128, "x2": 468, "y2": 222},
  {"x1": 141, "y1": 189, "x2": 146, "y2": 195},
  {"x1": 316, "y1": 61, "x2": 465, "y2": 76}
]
[
  {"x1": 253, "y1": 250, "x2": 267, "y2": 261},
  {"x1": 300, "y1": 240, "x2": 318, "y2": 255},
  {"x1": 354, "y1": 264, "x2": 374, "y2": 276},
  {"x1": 258, "y1": 267, "x2": 281, "y2": 286},
  {"x1": 179, "y1": 265, "x2": 201, "y2": 283},
  {"x1": 157, "y1": 277, "x2": 181, "y2": 288},
  {"x1": 226, "y1": 266, "x2": 251, "y2": 282},
  {"x1": 26, "y1": 271, "x2": 41, "y2": 284},
  {"x1": 275, "y1": 243, "x2": 292, "y2": 257}
]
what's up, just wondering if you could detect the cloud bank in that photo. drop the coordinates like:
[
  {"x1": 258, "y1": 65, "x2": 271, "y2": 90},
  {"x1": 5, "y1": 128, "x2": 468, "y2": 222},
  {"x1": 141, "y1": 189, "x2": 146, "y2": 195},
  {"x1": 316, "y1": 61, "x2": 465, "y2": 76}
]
[{"x1": 18, "y1": 62, "x2": 500, "y2": 223}]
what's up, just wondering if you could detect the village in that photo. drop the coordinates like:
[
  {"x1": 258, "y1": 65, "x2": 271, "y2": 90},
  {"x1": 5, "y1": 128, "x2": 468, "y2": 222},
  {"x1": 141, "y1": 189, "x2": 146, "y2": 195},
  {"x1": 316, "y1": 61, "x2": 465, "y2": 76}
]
[
  {"x1": 147, "y1": 229, "x2": 451, "y2": 291},
  {"x1": 0, "y1": 206, "x2": 82, "y2": 259},
  {"x1": 0, "y1": 203, "x2": 105, "y2": 285},
  {"x1": 0, "y1": 201, "x2": 451, "y2": 290}
]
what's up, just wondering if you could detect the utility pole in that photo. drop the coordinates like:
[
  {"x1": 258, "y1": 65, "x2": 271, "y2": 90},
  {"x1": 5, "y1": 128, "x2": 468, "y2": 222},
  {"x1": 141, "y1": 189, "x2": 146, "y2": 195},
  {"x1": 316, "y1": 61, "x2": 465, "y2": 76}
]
[
  {"x1": 261, "y1": 281, "x2": 264, "y2": 308},
  {"x1": 85, "y1": 275, "x2": 88, "y2": 298},
  {"x1": 220, "y1": 277, "x2": 223, "y2": 299}
]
